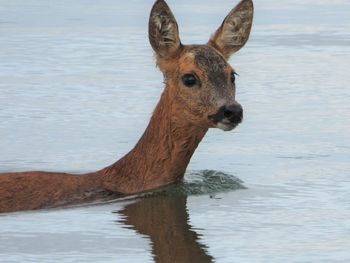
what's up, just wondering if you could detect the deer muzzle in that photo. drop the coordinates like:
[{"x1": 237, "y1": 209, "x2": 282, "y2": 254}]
[{"x1": 208, "y1": 102, "x2": 243, "y2": 131}]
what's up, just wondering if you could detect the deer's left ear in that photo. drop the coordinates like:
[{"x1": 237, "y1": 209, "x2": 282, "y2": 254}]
[
  {"x1": 208, "y1": 0, "x2": 254, "y2": 59},
  {"x1": 149, "y1": 0, "x2": 181, "y2": 59}
]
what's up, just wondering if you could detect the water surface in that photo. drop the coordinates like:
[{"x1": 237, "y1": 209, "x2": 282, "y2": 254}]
[{"x1": 0, "y1": 0, "x2": 350, "y2": 262}]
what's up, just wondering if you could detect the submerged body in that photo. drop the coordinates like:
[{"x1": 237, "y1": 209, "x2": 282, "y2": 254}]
[
  {"x1": 0, "y1": 172, "x2": 105, "y2": 212},
  {"x1": 0, "y1": 0, "x2": 254, "y2": 213}
]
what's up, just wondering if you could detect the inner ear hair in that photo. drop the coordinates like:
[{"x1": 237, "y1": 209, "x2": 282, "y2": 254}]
[
  {"x1": 208, "y1": 0, "x2": 254, "y2": 59},
  {"x1": 149, "y1": 0, "x2": 182, "y2": 59}
]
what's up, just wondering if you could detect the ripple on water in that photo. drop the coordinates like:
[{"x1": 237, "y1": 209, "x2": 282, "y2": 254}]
[{"x1": 143, "y1": 170, "x2": 246, "y2": 197}]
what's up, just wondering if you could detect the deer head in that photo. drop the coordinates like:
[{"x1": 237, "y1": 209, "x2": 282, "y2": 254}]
[{"x1": 149, "y1": 0, "x2": 253, "y2": 131}]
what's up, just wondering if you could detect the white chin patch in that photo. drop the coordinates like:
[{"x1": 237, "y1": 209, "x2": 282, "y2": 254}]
[{"x1": 217, "y1": 122, "x2": 236, "y2": 131}]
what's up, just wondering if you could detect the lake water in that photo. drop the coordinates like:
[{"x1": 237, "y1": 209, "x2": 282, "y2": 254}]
[{"x1": 0, "y1": 0, "x2": 350, "y2": 262}]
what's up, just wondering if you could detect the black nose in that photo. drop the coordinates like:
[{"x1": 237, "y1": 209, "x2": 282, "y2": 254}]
[
  {"x1": 223, "y1": 103, "x2": 243, "y2": 123},
  {"x1": 208, "y1": 103, "x2": 243, "y2": 124}
]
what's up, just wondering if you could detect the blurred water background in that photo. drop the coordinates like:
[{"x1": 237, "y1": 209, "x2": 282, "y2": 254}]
[{"x1": 0, "y1": 0, "x2": 349, "y2": 262}]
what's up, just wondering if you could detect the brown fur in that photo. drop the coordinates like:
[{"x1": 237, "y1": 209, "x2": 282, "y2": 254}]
[
  {"x1": 0, "y1": 0, "x2": 254, "y2": 213},
  {"x1": 0, "y1": 172, "x2": 106, "y2": 213}
]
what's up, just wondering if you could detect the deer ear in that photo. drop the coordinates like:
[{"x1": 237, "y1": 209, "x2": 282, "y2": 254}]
[
  {"x1": 149, "y1": 0, "x2": 181, "y2": 59},
  {"x1": 208, "y1": 0, "x2": 254, "y2": 59}
]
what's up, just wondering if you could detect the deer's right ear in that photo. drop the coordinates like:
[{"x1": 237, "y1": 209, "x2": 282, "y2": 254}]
[{"x1": 149, "y1": 0, "x2": 181, "y2": 59}]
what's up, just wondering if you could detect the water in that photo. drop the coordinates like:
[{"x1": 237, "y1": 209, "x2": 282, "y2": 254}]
[{"x1": 0, "y1": 0, "x2": 349, "y2": 262}]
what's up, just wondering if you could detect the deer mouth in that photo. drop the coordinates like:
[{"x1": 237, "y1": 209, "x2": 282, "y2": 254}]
[
  {"x1": 208, "y1": 118, "x2": 241, "y2": 131},
  {"x1": 216, "y1": 119, "x2": 240, "y2": 131},
  {"x1": 208, "y1": 116, "x2": 242, "y2": 131}
]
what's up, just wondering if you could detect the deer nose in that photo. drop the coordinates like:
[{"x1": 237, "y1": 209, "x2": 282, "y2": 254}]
[
  {"x1": 208, "y1": 103, "x2": 243, "y2": 126},
  {"x1": 223, "y1": 103, "x2": 243, "y2": 123}
]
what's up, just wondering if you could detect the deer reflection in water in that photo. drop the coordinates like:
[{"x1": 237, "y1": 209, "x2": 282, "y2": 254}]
[
  {"x1": 118, "y1": 195, "x2": 214, "y2": 263},
  {"x1": 117, "y1": 170, "x2": 245, "y2": 262}
]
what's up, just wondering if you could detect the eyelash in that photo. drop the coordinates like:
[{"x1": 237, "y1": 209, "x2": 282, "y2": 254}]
[
  {"x1": 182, "y1": 73, "x2": 199, "y2": 87},
  {"x1": 231, "y1": 71, "x2": 239, "y2": 83}
]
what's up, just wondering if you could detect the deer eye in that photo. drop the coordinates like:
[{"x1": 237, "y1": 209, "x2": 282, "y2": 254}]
[
  {"x1": 231, "y1": 71, "x2": 239, "y2": 84},
  {"x1": 182, "y1": 74, "x2": 197, "y2": 87}
]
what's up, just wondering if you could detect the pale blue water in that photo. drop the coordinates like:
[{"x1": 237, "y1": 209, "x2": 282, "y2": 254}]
[{"x1": 0, "y1": 0, "x2": 350, "y2": 262}]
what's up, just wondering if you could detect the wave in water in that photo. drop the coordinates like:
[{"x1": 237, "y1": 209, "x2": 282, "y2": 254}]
[{"x1": 143, "y1": 170, "x2": 246, "y2": 197}]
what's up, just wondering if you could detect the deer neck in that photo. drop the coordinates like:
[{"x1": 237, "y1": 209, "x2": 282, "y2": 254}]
[{"x1": 100, "y1": 88, "x2": 208, "y2": 194}]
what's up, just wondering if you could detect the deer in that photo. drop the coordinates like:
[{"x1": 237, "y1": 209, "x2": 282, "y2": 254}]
[{"x1": 0, "y1": 0, "x2": 253, "y2": 213}]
